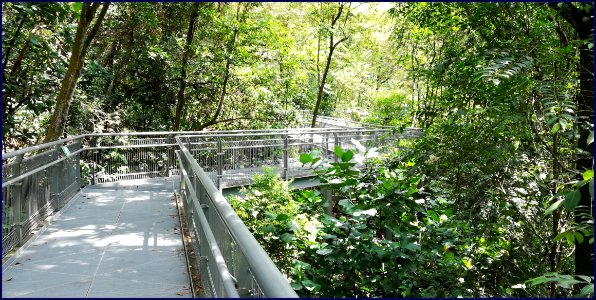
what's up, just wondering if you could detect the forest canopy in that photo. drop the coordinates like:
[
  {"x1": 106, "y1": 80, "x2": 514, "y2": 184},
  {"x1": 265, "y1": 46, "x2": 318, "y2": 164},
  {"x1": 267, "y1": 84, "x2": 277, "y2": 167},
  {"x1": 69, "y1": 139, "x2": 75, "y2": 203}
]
[{"x1": 1, "y1": 2, "x2": 594, "y2": 297}]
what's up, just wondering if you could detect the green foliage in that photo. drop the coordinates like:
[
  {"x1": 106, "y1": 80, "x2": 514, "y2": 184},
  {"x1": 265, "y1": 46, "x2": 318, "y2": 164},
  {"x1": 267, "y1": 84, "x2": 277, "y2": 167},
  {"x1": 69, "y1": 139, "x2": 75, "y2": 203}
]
[
  {"x1": 229, "y1": 167, "x2": 322, "y2": 275},
  {"x1": 363, "y1": 93, "x2": 411, "y2": 127},
  {"x1": 526, "y1": 273, "x2": 594, "y2": 298},
  {"x1": 236, "y1": 145, "x2": 518, "y2": 297}
]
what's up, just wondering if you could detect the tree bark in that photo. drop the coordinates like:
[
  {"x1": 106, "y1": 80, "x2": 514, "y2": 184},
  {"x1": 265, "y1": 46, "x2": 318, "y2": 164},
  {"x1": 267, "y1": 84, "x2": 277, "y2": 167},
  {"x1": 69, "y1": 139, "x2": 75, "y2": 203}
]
[
  {"x1": 311, "y1": 3, "x2": 348, "y2": 128},
  {"x1": 174, "y1": 2, "x2": 201, "y2": 131},
  {"x1": 2, "y1": 16, "x2": 27, "y2": 74},
  {"x1": 43, "y1": 3, "x2": 110, "y2": 143},
  {"x1": 549, "y1": 2, "x2": 594, "y2": 277}
]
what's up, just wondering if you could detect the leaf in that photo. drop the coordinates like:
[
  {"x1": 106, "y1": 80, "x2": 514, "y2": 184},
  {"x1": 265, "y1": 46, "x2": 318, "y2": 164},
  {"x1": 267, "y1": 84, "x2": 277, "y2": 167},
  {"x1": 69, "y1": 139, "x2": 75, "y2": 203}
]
[
  {"x1": 546, "y1": 116, "x2": 558, "y2": 126},
  {"x1": 578, "y1": 283, "x2": 594, "y2": 298},
  {"x1": 29, "y1": 35, "x2": 40, "y2": 46},
  {"x1": 328, "y1": 178, "x2": 343, "y2": 185},
  {"x1": 544, "y1": 199, "x2": 564, "y2": 215},
  {"x1": 334, "y1": 146, "x2": 344, "y2": 158},
  {"x1": 590, "y1": 178, "x2": 594, "y2": 198},
  {"x1": 526, "y1": 273, "x2": 560, "y2": 285},
  {"x1": 299, "y1": 153, "x2": 312, "y2": 164},
  {"x1": 562, "y1": 190, "x2": 581, "y2": 210},
  {"x1": 576, "y1": 275, "x2": 592, "y2": 283},
  {"x1": 402, "y1": 242, "x2": 420, "y2": 251},
  {"x1": 341, "y1": 150, "x2": 354, "y2": 162},
  {"x1": 301, "y1": 280, "x2": 321, "y2": 292},
  {"x1": 276, "y1": 213, "x2": 290, "y2": 221},
  {"x1": 290, "y1": 282, "x2": 303, "y2": 291},
  {"x1": 558, "y1": 119, "x2": 569, "y2": 131},
  {"x1": 281, "y1": 233, "x2": 294, "y2": 243},
  {"x1": 401, "y1": 259, "x2": 417, "y2": 272},
  {"x1": 583, "y1": 170, "x2": 594, "y2": 181},
  {"x1": 316, "y1": 249, "x2": 333, "y2": 255},
  {"x1": 353, "y1": 208, "x2": 377, "y2": 217},
  {"x1": 72, "y1": 2, "x2": 83, "y2": 12},
  {"x1": 553, "y1": 231, "x2": 571, "y2": 242},
  {"x1": 575, "y1": 232, "x2": 584, "y2": 244},
  {"x1": 551, "y1": 123, "x2": 561, "y2": 134},
  {"x1": 588, "y1": 131, "x2": 594, "y2": 145}
]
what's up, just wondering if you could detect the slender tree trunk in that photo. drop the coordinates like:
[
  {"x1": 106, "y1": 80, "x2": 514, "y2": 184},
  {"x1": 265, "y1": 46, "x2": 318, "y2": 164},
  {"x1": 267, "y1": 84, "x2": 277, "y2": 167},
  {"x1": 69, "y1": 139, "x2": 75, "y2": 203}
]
[
  {"x1": 43, "y1": 3, "x2": 110, "y2": 143},
  {"x1": 2, "y1": 16, "x2": 27, "y2": 73},
  {"x1": 174, "y1": 2, "x2": 201, "y2": 131},
  {"x1": 311, "y1": 3, "x2": 348, "y2": 128},
  {"x1": 196, "y1": 3, "x2": 244, "y2": 130}
]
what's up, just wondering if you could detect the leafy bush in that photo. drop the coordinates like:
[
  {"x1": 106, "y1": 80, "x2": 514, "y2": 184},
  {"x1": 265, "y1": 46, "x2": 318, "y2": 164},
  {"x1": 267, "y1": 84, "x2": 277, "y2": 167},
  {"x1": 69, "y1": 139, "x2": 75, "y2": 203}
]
[{"x1": 232, "y1": 144, "x2": 518, "y2": 297}]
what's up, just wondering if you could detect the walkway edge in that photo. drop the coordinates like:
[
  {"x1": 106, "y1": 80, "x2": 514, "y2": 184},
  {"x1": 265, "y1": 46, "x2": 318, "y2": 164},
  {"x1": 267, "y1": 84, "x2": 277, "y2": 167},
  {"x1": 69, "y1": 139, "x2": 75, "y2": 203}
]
[{"x1": 1, "y1": 190, "x2": 82, "y2": 272}]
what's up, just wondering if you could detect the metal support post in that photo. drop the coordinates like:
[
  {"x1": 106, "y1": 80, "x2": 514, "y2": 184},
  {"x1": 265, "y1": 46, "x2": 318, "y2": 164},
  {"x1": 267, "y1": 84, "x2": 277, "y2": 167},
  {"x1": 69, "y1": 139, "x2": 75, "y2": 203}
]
[
  {"x1": 217, "y1": 137, "x2": 223, "y2": 190},
  {"x1": 167, "y1": 136, "x2": 174, "y2": 176},
  {"x1": 283, "y1": 133, "x2": 289, "y2": 180},
  {"x1": 49, "y1": 146, "x2": 62, "y2": 210},
  {"x1": 74, "y1": 139, "x2": 82, "y2": 188},
  {"x1": 91, "y1": 150, "x2": 98, "y2": 185},
  {"x1": 11, "y1": 154, "x2": 24, "y2": 244},
  {"x1": 323, "y1": 132, "x2": 329, "y2": 160},
  {"x1": 333, "y1": 133, "x2": 339, "y2": 162}
]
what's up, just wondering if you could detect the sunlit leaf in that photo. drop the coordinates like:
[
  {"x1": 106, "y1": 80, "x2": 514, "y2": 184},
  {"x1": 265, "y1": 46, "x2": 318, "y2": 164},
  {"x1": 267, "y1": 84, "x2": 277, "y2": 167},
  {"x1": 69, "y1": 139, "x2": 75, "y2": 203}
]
[
  {"x1": 334, "y1": 146, "x2": 344, "y2": 158},
  {"x1": 544, "y1": 199, "x2": 564, "y2": 215}
]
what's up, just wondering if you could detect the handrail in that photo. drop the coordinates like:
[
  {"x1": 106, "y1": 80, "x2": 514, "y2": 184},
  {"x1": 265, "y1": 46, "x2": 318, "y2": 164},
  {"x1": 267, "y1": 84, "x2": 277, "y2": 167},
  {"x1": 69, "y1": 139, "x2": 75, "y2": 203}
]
[
  {"x1": 176, "y1": 136, "x2": 299, "y2": 298},
  {"x1": 2, "y1": 127, "x2": 369, "y2": 158},
  {"x1": 176, "y1": 151, "x2": 239, "y2": 297},
  {"x1": 2, "y1": 135, "x2": 86, "y2": 159}
]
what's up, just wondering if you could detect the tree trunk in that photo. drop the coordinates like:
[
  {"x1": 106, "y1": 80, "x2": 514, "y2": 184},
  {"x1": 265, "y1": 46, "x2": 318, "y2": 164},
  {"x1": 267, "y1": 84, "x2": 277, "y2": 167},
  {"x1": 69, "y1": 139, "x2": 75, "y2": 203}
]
[
  {"x1": 174, "y1": 2, "x2": 201, "y2": 131},
  {"x1": 311, "y1": 3, "x2": 348, "y2": 128},
  {"x1": 195, "y1": 3, "x2": 244, "y2": 130},
  {"x1": 43, "y1": 3, "x2": 110, "y2": 143},
  {"x1": 573, "y1": 38, "x2": 594, "y2": 277},
  {"x1": 549, "y1": 2, "x2": 594, "y2": 277}
]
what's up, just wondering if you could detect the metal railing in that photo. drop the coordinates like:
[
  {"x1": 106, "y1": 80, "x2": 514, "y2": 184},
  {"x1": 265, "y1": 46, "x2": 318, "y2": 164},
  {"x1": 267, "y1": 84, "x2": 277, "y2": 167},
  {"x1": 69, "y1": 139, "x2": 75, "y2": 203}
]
[
  {"x1": 296, "y1": 110, "x2": 423, "y2": 138},
  {"x1": 177, "y1": 139, "x2": 299, "y2": 297},
  {"x1": 180, "y1": 127, "x2": 418, "y2": 189},
  {"x1": 1, "y1": 116, "x2": 422, "y2": 298}
]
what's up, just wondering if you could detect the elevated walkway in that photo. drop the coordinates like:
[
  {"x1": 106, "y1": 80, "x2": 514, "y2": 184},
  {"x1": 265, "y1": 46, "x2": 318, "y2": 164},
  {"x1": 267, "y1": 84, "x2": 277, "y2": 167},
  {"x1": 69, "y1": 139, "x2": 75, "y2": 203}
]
[
  {"x1": 2, "y1": 113, "x2": 421, "y2": 297},
  {"x1": 2, "y1": 177, "x2": 190, "y2": 298}
]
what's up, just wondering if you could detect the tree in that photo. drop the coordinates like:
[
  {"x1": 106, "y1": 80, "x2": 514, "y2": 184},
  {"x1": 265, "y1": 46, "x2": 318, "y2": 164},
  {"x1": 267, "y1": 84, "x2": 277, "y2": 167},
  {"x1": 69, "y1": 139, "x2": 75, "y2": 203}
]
[
  {"x1": 547, "y1": 1, "x2": 594, "y2": 278},
  {"x1": 173, "y1": 2, "x2": 201, "y2": 131},
  {"x1": 311, "y1": 2, "x2": 350, "y2": 128},
  {"x1": 43, "y1": 2, "x2": 110, "y2": 142}
]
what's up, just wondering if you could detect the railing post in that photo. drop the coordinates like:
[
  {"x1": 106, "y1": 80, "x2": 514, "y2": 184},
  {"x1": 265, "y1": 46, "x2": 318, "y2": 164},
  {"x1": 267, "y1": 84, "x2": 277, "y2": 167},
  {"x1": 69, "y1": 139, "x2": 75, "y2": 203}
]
[
  {"x1": 91, "y1": 150, "x2": 98, "y2": 185},
  {"x1": 333, "y1": 133, "x2": 339, "y2": 162},
  {"x1": 11, "y1": 154, "x2": 24, "y2": 244},
  {"x1": 283, "y1": 133, "x2": 289, "y2": 180},
  {"x1": 49, "y1": 146, "x2": 62, "y2": 210},
  {"x1": 167, "y1": 136, "x2": 174, "y2": 176},
  {"x1": 217, "y1": 137, "x2": 223, "y2": 190},
  {"x1": 74, "y1": 140, "x2": 82, "y2": 188}
]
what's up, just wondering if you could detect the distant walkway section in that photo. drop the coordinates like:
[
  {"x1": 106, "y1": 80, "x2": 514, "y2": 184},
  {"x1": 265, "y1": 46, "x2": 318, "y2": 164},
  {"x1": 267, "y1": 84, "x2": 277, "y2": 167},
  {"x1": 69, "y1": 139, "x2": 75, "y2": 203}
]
[{"x1": 1, "y1": 177, "x2": 191, "y2": 298}]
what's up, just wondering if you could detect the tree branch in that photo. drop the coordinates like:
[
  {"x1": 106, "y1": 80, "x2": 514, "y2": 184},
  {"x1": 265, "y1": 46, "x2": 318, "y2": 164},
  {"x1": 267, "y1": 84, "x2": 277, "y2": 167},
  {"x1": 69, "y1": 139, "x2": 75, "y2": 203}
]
[
  {"x1": 331, "y1": 3, "x2": 344, "y2": 26},
  {"x1": 548, "y1": 2, "x2": 591, "y2": 38},
  {"x1": 332, "y1": 36, "x2": 348, "y2": 50},
  {"x1": 81, "y1": 2, "x2": 110, "y2": 60}
]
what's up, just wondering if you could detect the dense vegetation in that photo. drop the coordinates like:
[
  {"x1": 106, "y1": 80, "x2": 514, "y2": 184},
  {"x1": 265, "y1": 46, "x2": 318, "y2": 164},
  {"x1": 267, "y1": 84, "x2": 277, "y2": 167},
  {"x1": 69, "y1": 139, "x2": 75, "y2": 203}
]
[{"x1": 2, "y1": 2, "x2": 593, "y2": 297}]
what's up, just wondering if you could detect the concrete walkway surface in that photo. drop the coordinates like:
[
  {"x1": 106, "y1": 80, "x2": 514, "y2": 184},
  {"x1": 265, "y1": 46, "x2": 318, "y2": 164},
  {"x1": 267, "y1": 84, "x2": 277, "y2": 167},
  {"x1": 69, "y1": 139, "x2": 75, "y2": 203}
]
[{"x1": 1, "y1": 177, "x2": 191, "y2": 298}]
